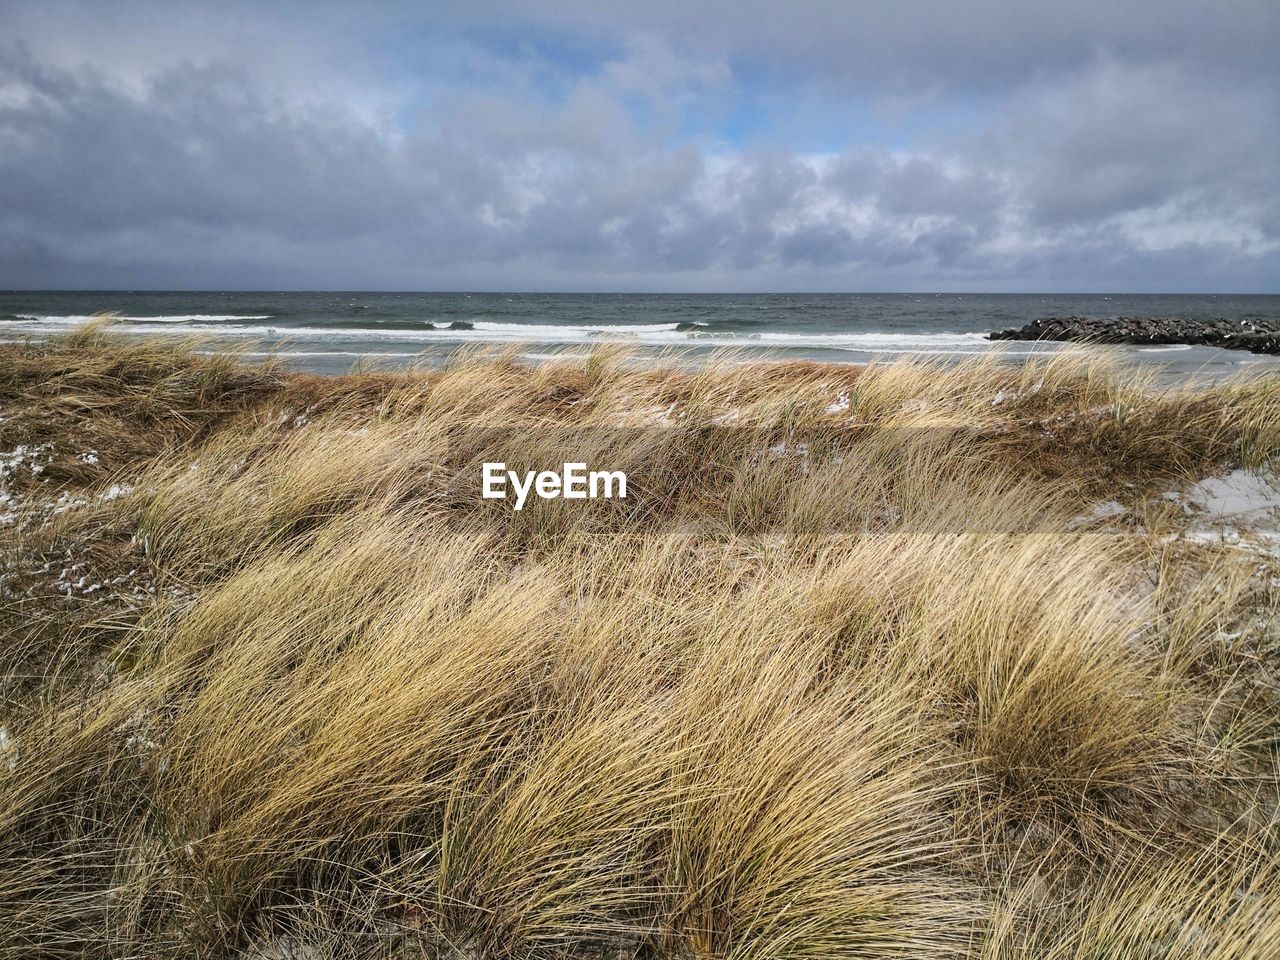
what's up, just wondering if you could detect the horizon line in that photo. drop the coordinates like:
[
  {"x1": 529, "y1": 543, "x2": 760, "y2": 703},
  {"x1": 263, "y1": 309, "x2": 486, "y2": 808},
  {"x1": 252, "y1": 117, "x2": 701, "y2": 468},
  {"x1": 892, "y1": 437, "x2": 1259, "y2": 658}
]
[{"x1": 4, "y1": 289, "x2": 1278, "y2": 297}]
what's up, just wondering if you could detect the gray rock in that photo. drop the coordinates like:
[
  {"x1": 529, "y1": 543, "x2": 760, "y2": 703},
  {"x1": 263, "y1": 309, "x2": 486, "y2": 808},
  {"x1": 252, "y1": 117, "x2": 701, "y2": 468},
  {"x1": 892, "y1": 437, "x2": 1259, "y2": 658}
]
[{"x1": 987, "y1": 316, "x2": 1280, "y2": 354}]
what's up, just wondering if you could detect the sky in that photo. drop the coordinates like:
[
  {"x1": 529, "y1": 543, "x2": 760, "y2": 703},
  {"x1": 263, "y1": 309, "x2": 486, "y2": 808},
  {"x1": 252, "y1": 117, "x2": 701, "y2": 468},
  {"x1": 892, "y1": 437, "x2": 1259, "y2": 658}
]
[{"x1": 0, "y1": 0, "x2": 1277, "y2": 292}]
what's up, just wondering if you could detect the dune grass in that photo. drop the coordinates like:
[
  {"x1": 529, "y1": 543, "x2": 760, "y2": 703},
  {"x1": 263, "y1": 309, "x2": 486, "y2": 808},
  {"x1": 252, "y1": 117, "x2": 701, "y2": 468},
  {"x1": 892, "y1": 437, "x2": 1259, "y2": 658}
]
[{"x1": 1, "y1": 326, "x2": 1278, "y2": 958}]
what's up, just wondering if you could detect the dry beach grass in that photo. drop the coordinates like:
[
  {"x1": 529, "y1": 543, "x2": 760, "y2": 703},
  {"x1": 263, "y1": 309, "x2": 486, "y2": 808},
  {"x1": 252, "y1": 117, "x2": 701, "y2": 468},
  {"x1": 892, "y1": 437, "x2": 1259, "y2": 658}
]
[{"x1": 1, "y1": 322, "x2": 1279, "y2": 958}]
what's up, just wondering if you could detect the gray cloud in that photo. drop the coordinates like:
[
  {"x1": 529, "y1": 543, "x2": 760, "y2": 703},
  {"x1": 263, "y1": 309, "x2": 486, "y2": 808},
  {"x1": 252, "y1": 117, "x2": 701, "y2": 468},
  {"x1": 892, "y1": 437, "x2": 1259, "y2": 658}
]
[{"x1": 0, "y1": 1, "x2": 1277, "y2": 291}]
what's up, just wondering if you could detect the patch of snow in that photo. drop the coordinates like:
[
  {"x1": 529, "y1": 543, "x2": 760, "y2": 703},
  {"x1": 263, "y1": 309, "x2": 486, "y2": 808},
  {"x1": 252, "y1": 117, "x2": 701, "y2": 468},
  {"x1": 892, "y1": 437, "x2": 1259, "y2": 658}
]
[
  {"x1": 639, "y1": 402, "x2": 682, "y2": 427},
  {"x1": 768, "y1": 439, "x2": 810, "y2": 461},
  {"x1": 0, "y1": 474, "x2": 137, "y2": 530},
  {"x1": 1174, "y1": 526, "x2": 1280, "y2": 557},
  {"x1": 277, "y1": 410, "x2": 311, "y2": 429},
  {"x1": 1184, "y1": 469, "x2": 1280, "y2": 521},
  {"x1": 0, "y1": 726, "x2": 15, "y2": 771},
  {"x1": 711, "y1": 407, "x2": 741, "y2": 426},
  {"x1": 1164, "y1": 467, "x2": 1280, "y2": 557},
  {"x1": 826, "y1": 391, "x2": 851, "y2": 414},
  {"x1": 1067, "y1": 500, "x2": 1127, "y2": 530},
  {"x1": 0, "y1": 443, "x2": 52, "y2": 480},
  {"x1": 50, "y1": 491, "x2": 89, "y2": 516},
  {"x1": 99, "y1": 483, "x2": 134, "y2": 502},
  {"x1": 77, "y1": 450, "x2": 99, "y2": 465}
]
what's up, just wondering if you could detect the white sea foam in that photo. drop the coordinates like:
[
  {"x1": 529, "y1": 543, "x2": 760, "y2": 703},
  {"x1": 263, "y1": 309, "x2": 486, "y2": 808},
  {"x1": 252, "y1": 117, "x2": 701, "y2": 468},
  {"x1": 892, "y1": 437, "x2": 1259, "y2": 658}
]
[
  {"x1": 6, "y1": 315, "x2": 997, "y2": 351},
  {"x1": 223, "y1": 323, "x2": 1001, "y2": 353},
  {"x1": 0, "y1": 315, "x2": 1138, "y2": 360},
  {"x1": 11, "y1": 321, "x2": 272, "y2": 330},
  {"x1": 470, "y1": 321, "x2": 681, "y2": 334},
  {"x1": 758, "y1": 331, "x2": 987, "y2": 345}
]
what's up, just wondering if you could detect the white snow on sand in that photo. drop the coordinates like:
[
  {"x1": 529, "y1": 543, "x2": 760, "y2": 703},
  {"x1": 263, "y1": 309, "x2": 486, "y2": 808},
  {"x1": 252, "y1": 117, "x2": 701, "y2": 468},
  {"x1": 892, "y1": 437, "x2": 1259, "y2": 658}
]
[
  {"x1": 1070, "y1": 468, "x2": 1280, "y2": 552},
  {"x1": 826, "y1": 391, "x2": 851, "y2": 414},
  {"x1": 0, "y1": 726, "x2": 15, "y2": 772},
  {"x1": 1, "y1": 443, "x2": 55, "y2": 525},
  {"x1": 0, "y1": 443, "x2": 52, "y2": 480},
  {"x1": 1182, "y1": 469, "x2": 1280, "y2": 521},
  {"x1": 1166, "y1": 467, "x2": 1280, "y2": 555},
  {"x1": 1067, "y1": 499, "x2": 1129, "y2": 530}
]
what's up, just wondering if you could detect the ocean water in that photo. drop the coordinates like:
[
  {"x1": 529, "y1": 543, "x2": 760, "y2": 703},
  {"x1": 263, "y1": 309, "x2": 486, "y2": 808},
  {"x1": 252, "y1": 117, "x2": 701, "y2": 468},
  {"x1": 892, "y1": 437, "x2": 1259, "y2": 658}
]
[{"x1": 4, "y1": 291, "x2": 1280, "y2": 378}]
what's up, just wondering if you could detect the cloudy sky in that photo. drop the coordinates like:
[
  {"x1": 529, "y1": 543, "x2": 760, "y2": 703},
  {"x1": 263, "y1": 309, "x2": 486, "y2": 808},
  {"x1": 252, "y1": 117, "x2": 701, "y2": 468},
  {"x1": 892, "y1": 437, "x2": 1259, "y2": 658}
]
[{"x1": 1, "y1": 0, "x2": 1277, "y2": 292}]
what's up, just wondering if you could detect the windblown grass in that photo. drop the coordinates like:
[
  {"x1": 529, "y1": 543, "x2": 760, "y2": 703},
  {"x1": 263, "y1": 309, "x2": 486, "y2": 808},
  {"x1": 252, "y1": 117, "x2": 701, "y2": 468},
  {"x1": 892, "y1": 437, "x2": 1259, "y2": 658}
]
[{"x1": 1, "y1": 326, "x2": 1278, "y2": 958}]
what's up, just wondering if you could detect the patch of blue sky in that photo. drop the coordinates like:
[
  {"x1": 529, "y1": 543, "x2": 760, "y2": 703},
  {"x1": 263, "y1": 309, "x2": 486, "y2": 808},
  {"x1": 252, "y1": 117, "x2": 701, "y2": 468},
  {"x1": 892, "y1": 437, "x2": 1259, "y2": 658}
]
[
  {"x1": 382, "y1": 24, "x2": 620, "y2": 97},
  {"x1": 375, "y1": 24, "x2": 993, "y2": 155},
  {"x1": 670, "y1": 61, "x2": 896, "y2": 154},
  {"x1": 696, "y1": 87, "x2": 993, "y2": 155},
  {"x1": 373, "y1": 24, "x2": 627, "y2": 134}
]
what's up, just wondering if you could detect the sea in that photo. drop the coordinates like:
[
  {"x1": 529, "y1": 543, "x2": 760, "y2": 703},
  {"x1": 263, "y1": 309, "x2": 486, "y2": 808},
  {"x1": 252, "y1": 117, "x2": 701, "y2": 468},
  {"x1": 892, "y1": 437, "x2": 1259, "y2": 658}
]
[{"x1": 4, "y1": 291, "x2": 1280, "y2": 378}]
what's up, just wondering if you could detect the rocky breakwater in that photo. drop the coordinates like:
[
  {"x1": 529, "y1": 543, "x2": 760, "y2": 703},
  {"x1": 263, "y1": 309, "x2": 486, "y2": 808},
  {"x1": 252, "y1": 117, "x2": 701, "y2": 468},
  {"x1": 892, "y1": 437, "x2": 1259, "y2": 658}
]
[{"x1": 988, "y1": 316, "x2": 1280, "y2": 355}]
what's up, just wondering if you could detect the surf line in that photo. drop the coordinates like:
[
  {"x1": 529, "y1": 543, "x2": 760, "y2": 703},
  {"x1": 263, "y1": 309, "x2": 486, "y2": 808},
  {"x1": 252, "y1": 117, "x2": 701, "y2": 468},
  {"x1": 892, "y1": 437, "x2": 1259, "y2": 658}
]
[{"x1": 482, "y1": 462, "x2": 627, "y2": 510}]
